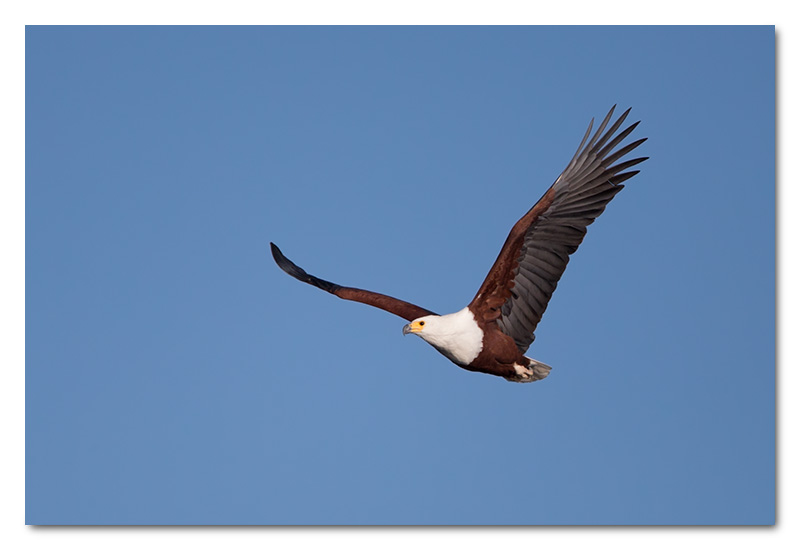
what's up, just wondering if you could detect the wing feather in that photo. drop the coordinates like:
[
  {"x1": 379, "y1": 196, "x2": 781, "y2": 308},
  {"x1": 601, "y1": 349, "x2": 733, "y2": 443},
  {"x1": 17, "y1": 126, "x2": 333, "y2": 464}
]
[
  {"x1": 270, "y1": 243, "x2": 435, "y2": 322},
  {"x1": 469, "y1": 106, "x2": 647, "y2": 352}
]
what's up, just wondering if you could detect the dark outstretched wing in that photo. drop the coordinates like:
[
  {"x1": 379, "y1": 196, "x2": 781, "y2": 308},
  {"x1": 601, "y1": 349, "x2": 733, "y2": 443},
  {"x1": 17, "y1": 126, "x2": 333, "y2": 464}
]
[
  {"x1": 468, "y1": 106, "x2": 647, "y2": 353},
  {"x1": 270, "y1": 242, "x2": 436, "y2": 322}
]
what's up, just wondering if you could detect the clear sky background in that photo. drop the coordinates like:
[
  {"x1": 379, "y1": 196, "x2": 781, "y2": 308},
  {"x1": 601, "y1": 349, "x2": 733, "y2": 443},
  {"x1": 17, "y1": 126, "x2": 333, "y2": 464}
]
[{"x1": 26, "y1": 26, "x2": 774, "y2": 525}]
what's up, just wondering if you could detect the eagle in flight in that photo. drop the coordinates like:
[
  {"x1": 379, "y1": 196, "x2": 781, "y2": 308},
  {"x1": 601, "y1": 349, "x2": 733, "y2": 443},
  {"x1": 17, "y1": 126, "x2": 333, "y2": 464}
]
[{"x1": 271, "y1": 106, "x2": 647, "y2": 383}]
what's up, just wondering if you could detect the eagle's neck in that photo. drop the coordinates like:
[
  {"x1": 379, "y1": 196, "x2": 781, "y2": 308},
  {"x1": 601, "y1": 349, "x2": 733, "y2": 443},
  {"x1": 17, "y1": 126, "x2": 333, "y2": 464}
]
[{"x1": 418, "y1": 307, "x2": 484, "y2": 366}]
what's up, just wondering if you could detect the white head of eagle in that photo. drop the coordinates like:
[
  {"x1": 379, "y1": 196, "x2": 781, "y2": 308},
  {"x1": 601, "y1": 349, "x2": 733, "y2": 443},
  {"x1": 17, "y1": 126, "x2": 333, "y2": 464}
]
[{"x1": 402, "y1": 308, "x2": 484, "y2": 366}]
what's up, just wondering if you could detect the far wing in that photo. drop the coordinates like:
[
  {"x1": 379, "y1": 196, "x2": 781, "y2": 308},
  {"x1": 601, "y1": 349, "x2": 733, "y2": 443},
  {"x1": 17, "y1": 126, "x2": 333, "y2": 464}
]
[
  {"x1": 469, "y1": 106, "x2": 647, "y2": 352},
  {"x1": 270, "y1": 243, "x2": 436, "y2": 322}
]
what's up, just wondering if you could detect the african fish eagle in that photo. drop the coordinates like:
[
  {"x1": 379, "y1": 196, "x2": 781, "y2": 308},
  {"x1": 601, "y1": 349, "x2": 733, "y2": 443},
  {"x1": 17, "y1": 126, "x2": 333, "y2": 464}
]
[{"x1": 271, "y1": 106, "x2": 647, "y2": 383}]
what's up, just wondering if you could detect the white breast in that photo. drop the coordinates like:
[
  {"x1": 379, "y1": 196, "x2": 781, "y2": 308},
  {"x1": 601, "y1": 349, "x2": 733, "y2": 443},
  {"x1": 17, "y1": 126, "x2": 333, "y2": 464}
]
[{"x1": 417, "y1": 307, "x2": 484, "y2": 365}]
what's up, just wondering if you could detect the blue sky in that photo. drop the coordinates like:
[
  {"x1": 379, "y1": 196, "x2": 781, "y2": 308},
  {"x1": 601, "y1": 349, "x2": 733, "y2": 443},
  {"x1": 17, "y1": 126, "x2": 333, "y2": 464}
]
[{"x1": 25, "y1": 26, "x2": 774, "y2": 525}]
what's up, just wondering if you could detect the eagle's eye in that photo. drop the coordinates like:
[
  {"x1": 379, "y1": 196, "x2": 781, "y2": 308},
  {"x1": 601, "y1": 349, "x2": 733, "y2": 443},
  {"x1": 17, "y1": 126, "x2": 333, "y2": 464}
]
[{"x1": 419, "y1": 321, "x2": 425, "y2": 327}]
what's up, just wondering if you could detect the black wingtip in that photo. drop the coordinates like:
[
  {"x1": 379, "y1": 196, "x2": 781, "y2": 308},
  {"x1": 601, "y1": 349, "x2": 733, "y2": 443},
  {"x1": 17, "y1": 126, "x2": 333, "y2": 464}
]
[
  {"x1": 269, "y1": 242, "x2": 281, "y2": 259},
  {"x1": 270, "y1": 242, "x2": 306, "y2": 279},
  {"x1": 269, "y1": 242, "x2": 342, "y2": 294},
  {"x1": 270, "y1": 241, "x2": 283, "y2": 265}
]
